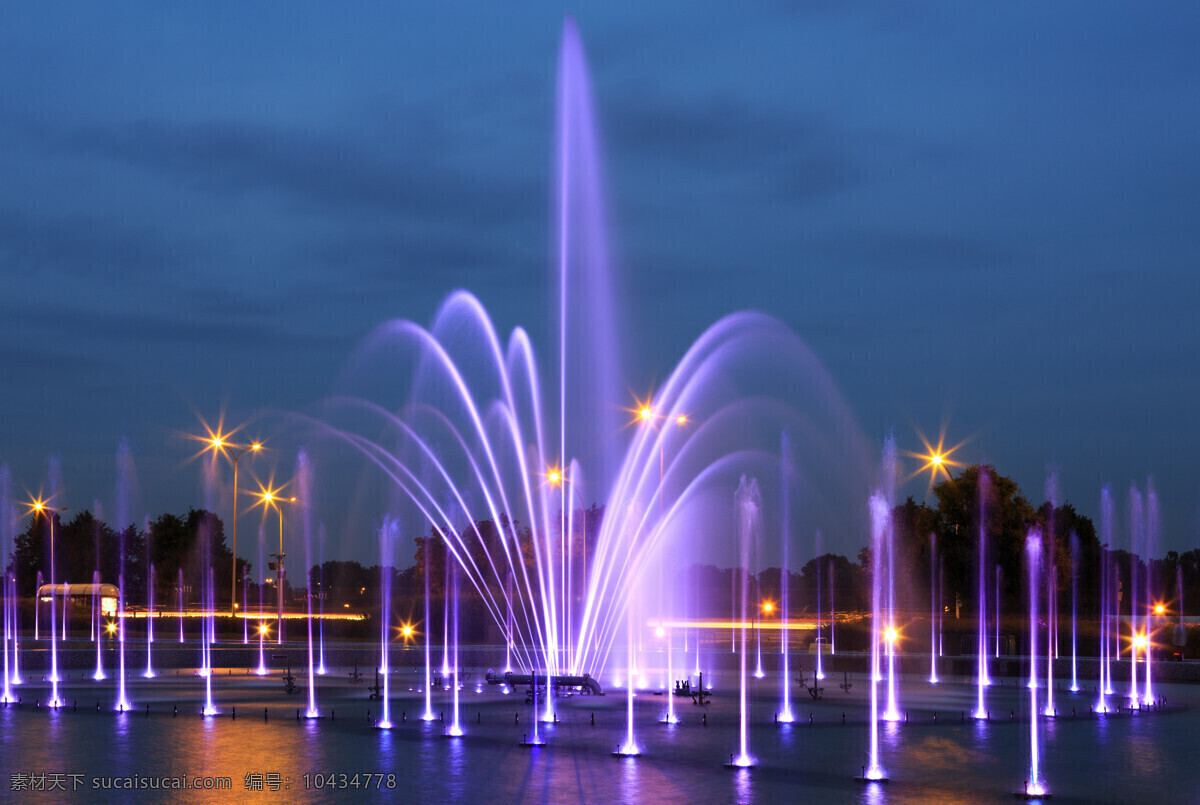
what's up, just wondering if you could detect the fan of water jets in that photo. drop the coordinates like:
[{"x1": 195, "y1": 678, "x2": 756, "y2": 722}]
[{"x1": 290, "y1": 21, "x2": 871, "y2": 692}]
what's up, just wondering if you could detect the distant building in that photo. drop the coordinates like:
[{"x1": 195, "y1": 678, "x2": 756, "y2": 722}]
[{"x1": 37, "y1": 583, "x2": 120, "y2": 617}]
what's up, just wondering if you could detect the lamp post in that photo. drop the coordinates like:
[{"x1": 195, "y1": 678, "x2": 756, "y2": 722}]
[
  {"x1": 258, "y1": 490, "x2": 295, "y2": 644},
  {"x1": 202, "y1": 434, "x2": 262, "y2": 616}
]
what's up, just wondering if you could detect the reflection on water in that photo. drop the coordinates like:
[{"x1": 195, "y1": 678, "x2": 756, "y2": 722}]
[{"x1": 0, "y1": 674, "x2": 1195, "y2": 803}]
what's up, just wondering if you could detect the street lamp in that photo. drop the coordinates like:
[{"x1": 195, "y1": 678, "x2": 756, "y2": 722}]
[
  {"x1": 202, "y1": 432, "x2": 262, "y2": 615},
  {"x1": 257, "y1": 489, "x2": 296, "y2": 643}
]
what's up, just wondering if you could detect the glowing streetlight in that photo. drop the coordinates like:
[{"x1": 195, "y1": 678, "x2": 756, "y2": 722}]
[
  {"x1": 1133, "y1": 633, "x2": 1148, "y2": 650},
  {"x1": 1154, "y1": 604, "x2": 1165, "y2": 616},
  {"x1": 400, "y1": 624, "x2": 415, "y2": 641},
  {"x1": 884, "y1": 626, "x2": 899, "y2": 645},
  {"x1": 254, "y1": 486, "x2": 296, "y2": 643},
  {"x1": 200, "y1": 429, "x2": 262, "y2": 615},
  {"x1": 762, "y1": 601, "x2": 775, "y2": 615}
]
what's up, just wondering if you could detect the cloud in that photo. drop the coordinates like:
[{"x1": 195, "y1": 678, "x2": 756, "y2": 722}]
[
  {"x1": 606, "y1": 86, "x2": 861, "y2": 203},
  {"x1": 54, "y1": 116, "x2": 541, "y2": 230},
  {"x1": 0, "y1": 207, "x2": 189, "y2": 282}
]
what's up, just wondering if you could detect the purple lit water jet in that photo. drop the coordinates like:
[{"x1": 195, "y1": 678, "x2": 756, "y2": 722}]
[{"x1": 1024, "y1": 528, "x2": 1047, "y2": 797}]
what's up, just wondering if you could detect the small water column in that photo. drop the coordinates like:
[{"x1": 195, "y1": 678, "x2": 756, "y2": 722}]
[
  {"x1": 1023, "y1": 529, "x2": 1048, "y2": 798},
  {"x1": 92, "y1": 569, "x2": 106, "y2": 681},
  {"x1": 862, "y1": 493, "x2": 889, "y2": 782},
  {"x1": 1069, "y1": 532, "x2": 1079, "y2": 692},
  {"x1": 377, "y1": 519, "x2": 393, "y2": 729},
  {"x1": 447, "y1": 564, "x2": 463, "y2": 737},
  {"x1": 778, "y1": 459, "x2": 794, "y2": 721},
  {"x1": 421, "y1": 540, "x2": 435, "y2": 722},
  {"x1": 929, "y1": 533, "x2": 938, "y2": 684}
]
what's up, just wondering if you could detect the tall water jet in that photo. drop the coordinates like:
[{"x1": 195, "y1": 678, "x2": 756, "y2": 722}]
[
  {"x1": 730, "y1": 476, "x2": 760, "y2": 768},
  {"x1": 777, "y1": 434, "x2": 794, "y2": 722},
  {"x1": 1069, "y1": 532, "x2": 1079, "y2": 692},
  {"x1": 255, "y1": 521, "x2": 267, "y2": 675},
  {"x1": 34, "y1": 570, "x2": 40, "y2": 642},
  {"x1": 879, "y1": 437, "x2": 900, "y2": 722},
  {"x1": 317, "y1": 526, "x2": 327, "y2": 674},
  {"x1": 92, "y1": 568, "x2": 106, "y2": 681},
  {"x1": 0, "y1": 467, "x2": 13, "y2": 703},
  {"x1": 114, "y1": 438, "x2": 134, "y2": 711},
  {"x1": 1143, "y1": 479, "x2": 1158, "y2": 705},
  {"x1": 44, "y1": 456, "x2": 64, "y2": 706},
  {"x1": 448, "y1": 562, "x2": 463, "y2": 737},
  {"x1": 1099, "y1": 485, "x2": 1115, "y2": 702},
  {"x1": 202, "y1": 565, "x2": 217, "y2": 715},
  {"x1": 1024, "y1": 528, "x2": 1047, "y2": 798},
  {"x1": 8, "y1": 573, "x2": 18, "y2": 686},
  {"x1": 1043, "y1": 550, "x2": 1055, "y2": 716},
  {"x1": 297, "y1": 450, "x2": 319, "y2": 718},
  {"x1": 929, "y1": 533, "x2": 938, "y2": 684},
  {"x1": 441, "y1": 558, "x2": 451, "y2": 677},
  {"x1": 1128, "y1": 485, "x2": 1143, "y2": 706},
  {"x1": 1096, "y1": 545, "x2": 1110, "y2": 713},
  {"x1": 144, "y1": 514, "x2": 155, "y2": 678},
  {"x1": 863, "y1": 493, "x2": 889, "y2": 782},
  {"x1": 974, "y1": 469, "x2": 991, "y2": 719},
  {"x1": 377, "y1": 517, "x2": 395, "y2": 729},
  {"x1": 814, "y1": 531, "x2": 824, "y2": 682},
  {"x1": 421, "y1": 536, "x2": 435, "y2": 721}
]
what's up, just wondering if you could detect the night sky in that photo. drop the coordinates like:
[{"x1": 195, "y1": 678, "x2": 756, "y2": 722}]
[{"x1": 2, "y1": 3, "x2": 1198, "y2": 560}]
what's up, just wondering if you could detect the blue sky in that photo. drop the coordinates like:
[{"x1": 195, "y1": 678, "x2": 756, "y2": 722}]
[{"x1": 1, "y1": 2, "x2": 1198, "y2": 560}]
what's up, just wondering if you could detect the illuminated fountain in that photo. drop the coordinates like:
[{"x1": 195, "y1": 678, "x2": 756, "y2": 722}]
[
  {"x1": 1142, "y1": 480, "x2": 1158, "y2": 706},
  {"x1": 928, "y1": 533, "x2": 938, "y2": 684},
  {"x1": 92, "y1": 569, "x2": 106, "y2": 681},
  {"x1": 1022, "y1": 528, "x2": 1048, "y2": 799},
  {"x1": 814, "y1": 531, "x2": 824, "y2": 682},
  {"x1": 974, "y1": 469, "x2": 990, "y2": 720},
  {"x1": 447, "y1": 563, "x2": 463, "y2": 737},
  {"x1": 297, "y1": 450, "x2": 320, "y2": 719},
  {"x1": 304, "y1": 15, "x2": 868, "y2": 714},
  {"x1": 861, "y1": 493, "x2": 889, "y2": 783},
  {"x1": 0, "y1": 467, "x2": 13, "y2": 704},
  {"x1": 777, "y1": 436, "x2": 794, "y2": 723},
  {"x1": 727, "y1": 475, "x2": 759, "y2": 769},
  {"x1": 377, "y1": 518, "x2": 395, "y2": 729},
  {"x1": 1069, "y1": 532, "x2": 1079, "y2": 692},
  {"x1": 880, "y1": 438, "x2": 901, "y2": 723},
  {"x1": 114, "y1": 440, "x2": 133, "y2": 712}
]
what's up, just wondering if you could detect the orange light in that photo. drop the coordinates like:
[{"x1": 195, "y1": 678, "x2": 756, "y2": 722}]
[
  {"x1": 1154, "y1": 604, "x2": 1165, "y2": 615},
  {"x1": 639, "y1": 406, "x2": 654, "y2": 422},
  {"x1": 762, "y1": 601, "x2": 774, "y2": 614},
  {"x1": 251, "y1": 443, "x2": 262, "y2": 451},
  {"x1": 258, "y1": 623, "x2": 270, "y2": 635},
  {"x1": 547, "y1": 469, "x2": 562, "y2": 486},
  {"x1": 1133, "y1": 633, "x2": 1147, "y2": 649},
  {"x1": 105, "y1": 621, "x2": 117, "y2": 635},
  {"x1": 930, "y1": 454, "x2": 943, "y2": 466},
  {"x1": 675, "y1": 414, "x2": 688, "y2": 426},
  {"x1": 401, "y1": 625, "x2": 414, "y2": 639},
  {"x1": 884, "y1": 627, "x2": 899, "y2": 645}
]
